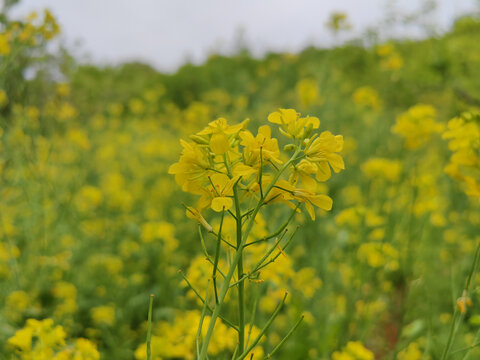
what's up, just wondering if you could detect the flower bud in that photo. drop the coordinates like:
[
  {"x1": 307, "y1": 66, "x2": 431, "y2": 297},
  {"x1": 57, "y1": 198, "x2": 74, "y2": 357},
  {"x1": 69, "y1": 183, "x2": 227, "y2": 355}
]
[
  {"x1": 284, "y1": 144, "x2": 296, "y2": 152},
  {"x1": 189, "y1": 134, "x2": 209, "y2": 145}
]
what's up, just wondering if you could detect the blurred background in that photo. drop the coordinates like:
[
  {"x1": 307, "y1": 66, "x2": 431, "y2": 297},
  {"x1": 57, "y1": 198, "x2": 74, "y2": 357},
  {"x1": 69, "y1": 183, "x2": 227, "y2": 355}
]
[
  {"x1": 2, "y1": 0, "x2": 480, "y2": 359},
  {"x1": 9, "y1": 0, "x2": 480, "y2": 71}
]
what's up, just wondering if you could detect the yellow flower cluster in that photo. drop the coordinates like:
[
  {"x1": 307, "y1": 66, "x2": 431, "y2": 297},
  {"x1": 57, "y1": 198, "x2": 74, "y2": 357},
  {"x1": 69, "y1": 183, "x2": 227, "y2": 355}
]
[
  {"x1": 134, "y1": 310, "x2": 263, "y2": 360},
  {"x1": 0, "y1": 9, "x2": 60, "y2": 56},
  {"x1": 397, "y1": 341, "x2": 425, "y2": 360},
  {"x1": 392, "y1": 104, "x2": 444, "y2": 149},
  {"x1": 7, "y1": 318, "x2": 99, "y2": 360},
  {"x1": 443, "y1": 111, "x2": 480, "y2": 198},
  {"x1": 357, "y1": 242, "x2": 399, "y2": 270},
  {"x1": 169, "y1": 109, "x2": 344, "y2": 220}
]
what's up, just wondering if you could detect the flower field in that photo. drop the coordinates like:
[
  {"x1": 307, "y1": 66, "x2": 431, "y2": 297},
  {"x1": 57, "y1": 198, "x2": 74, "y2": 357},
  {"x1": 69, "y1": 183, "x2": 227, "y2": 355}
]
[{"x1": 1, "y1": 7, "x2": 480, "y2": 360}]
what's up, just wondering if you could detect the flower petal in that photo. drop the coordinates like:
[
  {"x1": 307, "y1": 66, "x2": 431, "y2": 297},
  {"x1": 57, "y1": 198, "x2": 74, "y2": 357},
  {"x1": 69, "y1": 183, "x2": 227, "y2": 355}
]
[{"x1": 211, "y1": 197, "x2": 233, "y2": 212}]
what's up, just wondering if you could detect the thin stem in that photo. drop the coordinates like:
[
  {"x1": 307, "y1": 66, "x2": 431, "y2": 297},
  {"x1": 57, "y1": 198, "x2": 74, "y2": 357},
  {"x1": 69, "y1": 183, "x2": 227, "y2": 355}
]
[
  {"x1": 236, "y1": 293, "x2": 288, "y2": 360},
  {"x1": 441, "y1": 239, "x2": 480, "y2": 360},
  {"x1": 264, "y1": 315, "x2": 304, "y2": 359},
  {"x1": 146, "y1": 294, "x2": 154, "y2": 360},
  {"x1": 244, "y1": 204, "x2": 298, "y2": 247},
  {"x1": 197, "y1": 228, "x2": 227, "y2": 278},
  {"x1": 226, "y1": 153, "x2": 246, "y2": 354},
  {"x1": 212, "y1": 209, "x2": 225, "y2": 304},
  {"x1": 459, "y1": 329, "x2": 480, "y2": 360},
  {"x1": 199, "y1": 149, "x2": 301, "y2": 360},
  {"x1": 178, "y1": 270, "x2": 238, "y2": 331},
  {"x1": 231, "y1": 345, "x2": 239, "y2": 360},
  {"x1": 246, "y1": 287, "x2": 260, "y2": 348},
  {"x1": 259, "y1": 145, "x2": 264, "y2": 199},
  {"x1": 230, "y1": 224, "x2": 295, "y2": 289},
  {"x1": 252, "y1": 227, "x2": 298, "y2": 274},
  {"x1": 452, "y1": 342, "x2": 480, "y2": 355},
  {"x1": 196, "y1": 281, "x2": 211, "y2": 359},
  {"x1": 198, "y1": 226, "x2": 211, "y2": 258}
]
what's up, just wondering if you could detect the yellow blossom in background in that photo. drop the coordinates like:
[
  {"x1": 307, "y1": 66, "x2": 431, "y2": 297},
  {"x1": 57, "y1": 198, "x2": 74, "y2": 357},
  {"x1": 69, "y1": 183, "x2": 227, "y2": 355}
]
[
  {"x1": 443, "y1": 111, "x2": 480, "y2": 198},
  {"x1": 332, "y1": 341, "x2": 374, "y2": 360},
  {"x1": 376, "y1": 44, "x2": 394, "y2": 57},
  {"x1": 357, "y1": 242, "x2": 399, "y2": 271},
  {"x1": 0, "y1": 32, "x2": 11, "y2": 55},
  {"x1": 8, "y1": 319, "x2": 99, "y2": 360},
  {"x1": 361, "y1": 157, "x2": 402, "y2": 182},
  {"x1": 74, "y1": 186, "x2": 103, "y2": 213},
  {"x1": 377, "y1": 43, "x2": 404, "y2": 70},
  {"x1": 0, "y1": 89, "x2": 8, "y2": 107},
  {"x1": 296, "y1": 79, "x2": 321, "y2": 107},
  {"x1": 326, "y1": 12, "x2": 352, "y2": 33},
  {"x1": 56, "y1": 83, "x2": 71, "y2": 97},
  {"x1": 397, "y1": 342, "x2": 424, "y2": 360},
  {"x1": 41, "y1": 9, "x2": 61, "y2": 39},
  {"x1": 91, "y1": 305, "x2": 115, "y2": 326},
  {"x1": 292, "y1": 267, "x2": 323, "y2": 298},
  {"x1": 134, "y1": 310, "x2": 243, "y2": 360},
  {"x1": 392, "y1": 104, "x2": 443, "y2": 149},
  {"x1": 352, "y1": 86, "x2": 381, "y2": 111}
]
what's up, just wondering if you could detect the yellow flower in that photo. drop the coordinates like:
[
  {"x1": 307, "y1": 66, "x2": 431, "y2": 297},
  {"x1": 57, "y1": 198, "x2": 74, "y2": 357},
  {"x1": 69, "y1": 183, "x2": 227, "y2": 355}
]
[
  {"x1": 332, "y1": 341, "x2": 374, "y2": 360},
  {"x1": 206, "y1": 173, "x2": 236, "y2": 212},
  {"x1": 305, "y1": 131, "x2": 345, "y2": 181},
  {"x1": 7, "y1": 327, "x2": 33, "y2": 351},
  {"x1": 168, "y1": 140, "x2": 210, "y2": 195},
  {"x1": 91, "y1": 305, "x2": 115, "y2": 326},
  {"x1": 392, "y1": 104, "x2": 443, "y2": 149},
  {"x1": 296, "y1": 79, "x2": 320, "y2": 107},
  {"x1": 352, "y1": 86, "x2": 381, "y2": 110},
  {"x1": 289, "y1": 159, "x2": 318, "y2": 191},
  {"x1": 361, "y1": 157, "x2": 402, "y2": 182},
  {"x1": 197, "y1": 117, "x2": 247, "y2": 136},
  {"x1": 268, "y1": 109, "x2": 320, "y2": 139},
  {"x1": 209, "y1": 132, "x2": 230, "y2": 154},
  {"x1": 274, "y1": 180, "x2": 333, "y2": 220},
  {"x1": 240, "y1": 125, "x2": 282, "y2": 166},
  {"x1": 398, "y1": 342, "x2": 423, "y2": 360}
]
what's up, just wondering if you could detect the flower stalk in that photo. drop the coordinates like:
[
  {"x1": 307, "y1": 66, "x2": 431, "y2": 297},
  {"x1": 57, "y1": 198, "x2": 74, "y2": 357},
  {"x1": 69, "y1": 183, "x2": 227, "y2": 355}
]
[{"x1": 168, "y1": 109, "x2": 345, "y2": 359}]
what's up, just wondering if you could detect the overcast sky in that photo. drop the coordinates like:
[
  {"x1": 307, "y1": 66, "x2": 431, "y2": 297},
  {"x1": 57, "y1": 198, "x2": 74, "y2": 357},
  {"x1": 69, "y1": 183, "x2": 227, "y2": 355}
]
[{"x1": 9, "y1": 0, "x2": 479, "y2": 72}]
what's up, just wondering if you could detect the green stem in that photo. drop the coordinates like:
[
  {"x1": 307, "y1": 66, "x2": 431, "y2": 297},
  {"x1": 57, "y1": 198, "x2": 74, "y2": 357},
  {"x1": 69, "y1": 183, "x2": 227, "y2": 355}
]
[
  {"x1": 197, "y1": 281, "x2": 211, "y2": 359},
  {"x1": 178, "y1": 270, "x2": 238, "y2": 331},
  {"x1": 264, "y1": 314, "x2": 304, "y2": 359},
  {"x1": 146, "y1": 294, "x2": 154, "y2": 360},
  {"x1": 441, "y1": 239, "x2": 480, "y2": 360},
  {"x1": 198, "y1": 150, "x2": 300, "y2": 360},
  {"x1": 244, "y1": 204, "x2": 299, "y2": 247},
  {"x1": 236, "y1": 293, "x2": 288, "y2": 360},
  {"x1": 212, "y1": 210, "x2": 225, "y2": 304},
  {"x1": 227, "y1": 154, "x2": 246, "y2": 354}
]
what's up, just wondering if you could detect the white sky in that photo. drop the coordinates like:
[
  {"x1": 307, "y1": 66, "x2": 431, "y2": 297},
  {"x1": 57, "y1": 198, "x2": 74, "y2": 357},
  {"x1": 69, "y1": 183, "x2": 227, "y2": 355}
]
[{"x1": 9, "y1": 0, "x2": 479, "y2": 72}]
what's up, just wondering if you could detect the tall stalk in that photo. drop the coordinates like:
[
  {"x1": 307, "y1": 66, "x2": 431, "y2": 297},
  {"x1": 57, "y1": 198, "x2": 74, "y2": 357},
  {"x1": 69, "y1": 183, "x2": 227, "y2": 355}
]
[{"x1": 198, "y1": 150, "x2": 301, "y2": 360}]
